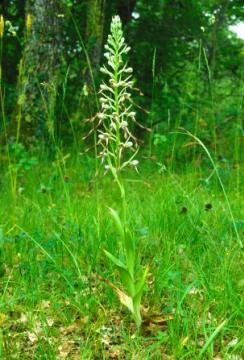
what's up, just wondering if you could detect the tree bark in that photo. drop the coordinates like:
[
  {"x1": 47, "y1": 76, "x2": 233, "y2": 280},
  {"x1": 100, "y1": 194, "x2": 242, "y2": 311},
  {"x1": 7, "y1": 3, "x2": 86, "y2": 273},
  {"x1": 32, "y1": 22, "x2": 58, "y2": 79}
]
[
  {"x1": 86, "y1": 0, "x2": 106, "y2": 76},
  {"x1": 17, "y1": 0, "x2": 64, "y2": 140},
  {"x1": 115, "y1": 0, "x2": 137, "y2": 25},
  {"x1": 208, "y1": 0, "x2": 230, "y2": 77}
]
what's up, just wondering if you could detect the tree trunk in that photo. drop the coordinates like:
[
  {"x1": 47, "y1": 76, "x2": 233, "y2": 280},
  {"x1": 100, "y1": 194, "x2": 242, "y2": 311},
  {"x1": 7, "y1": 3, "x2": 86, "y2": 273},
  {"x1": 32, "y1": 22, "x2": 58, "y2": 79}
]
[
  {"x1": 17, "y1": 0, "x2": 64, "y2": 141},
  {"x1": 115, "y1": 0, "x2": 137, "y2": 25},
  {"x1": 86, "y1": 0, "x2": 106, "y2": 80},
  {"x1": 208, "y1": 0, "x2": 230, "y2": 77}
]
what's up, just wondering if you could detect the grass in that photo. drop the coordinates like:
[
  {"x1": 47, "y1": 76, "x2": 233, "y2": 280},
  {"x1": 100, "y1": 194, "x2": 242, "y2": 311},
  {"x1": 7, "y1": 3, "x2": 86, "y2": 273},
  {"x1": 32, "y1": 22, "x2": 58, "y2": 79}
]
[{"x1": 0, "y1": 151, "x2": 243, "y2": 359}]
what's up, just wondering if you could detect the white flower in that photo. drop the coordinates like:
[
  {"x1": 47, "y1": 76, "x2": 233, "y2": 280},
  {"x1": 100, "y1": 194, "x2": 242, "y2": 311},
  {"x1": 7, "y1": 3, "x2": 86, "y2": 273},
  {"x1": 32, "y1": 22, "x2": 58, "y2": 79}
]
[
  {"x1": 98, "y1": 132, "x2": 110, "y2": 140},
  {"x1": 100, "y1": 84, "x2": 107, "y2": 91},
  {"x1": 99, "y1": 97, "x2": 108, "y2": 104},
  {"x1": 131, "y1": 160, "x2": 139, "y2": 167},
  {"x1": 98, "y1": 113, "x2": 105, "y2": 119},
  {"x1": 108, "y1": 60, "x2": 115, "y2": 69},
  {"x1": 100, "y1": 67, "x2": 107, "y2": 74},
  {"x1": 124, "y1": 141, "x2": 133, "y2": 148},
  {"x1": 102, "y1": 103, "x2": 110, "y2": 109},
  {"x1": 18, "y1": 187, "x2": 24, "y2": 195},
  {"x1": 109, "y1": 121, "x2": 117, "y2": 130},
  {"x1": 121, "y1": 121, "x2": 128, "y2": 128},
  {"x1": 132, "y1": 12, "x2": 140, "y2": 20}
]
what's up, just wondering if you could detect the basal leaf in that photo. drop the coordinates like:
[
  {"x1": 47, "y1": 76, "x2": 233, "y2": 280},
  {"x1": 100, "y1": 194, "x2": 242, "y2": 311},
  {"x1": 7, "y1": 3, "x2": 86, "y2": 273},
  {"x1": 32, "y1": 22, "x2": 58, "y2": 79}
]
[{"x1": 104, "y1": 249, "x2": 127, "y2": 270}]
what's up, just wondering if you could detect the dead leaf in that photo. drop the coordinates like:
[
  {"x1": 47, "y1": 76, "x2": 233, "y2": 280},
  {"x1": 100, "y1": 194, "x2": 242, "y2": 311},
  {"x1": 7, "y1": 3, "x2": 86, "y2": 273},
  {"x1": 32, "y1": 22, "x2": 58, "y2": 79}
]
[
  {"x1": 144, "y1": 313, "x2": 174, "y2": 325},
  {"x1": 58, "y1": 341, "x2": 75, "y2": 359},
  {"x1": 41, "y1": 300, "x2": 50, "y2": 309},
  {"x1": 108, "y1": 346, "x2": 122, "y2": 359},
  {"x1": 19, "y1": 313, "x2": 28, "y2": 324},
  {"x1": 183, "y1": 141, "x2": 198, "y2": 148},
  {"x1": 96, "y1": 273, "x2": 134, "y2": 313},
  {"x1": 0, "y1": 313, "x2": 7, "y2": 326},
  {"x1": 60, "y1": 321, "x2": 80, "y2": 335},
  {"x1": 33, "y1": 320, "x2": 42, "y2": 334}
]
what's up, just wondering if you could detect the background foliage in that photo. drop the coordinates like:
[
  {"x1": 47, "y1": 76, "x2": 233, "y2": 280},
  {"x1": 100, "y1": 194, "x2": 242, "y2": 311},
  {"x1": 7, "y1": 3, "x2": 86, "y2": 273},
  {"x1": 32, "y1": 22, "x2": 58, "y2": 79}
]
[{"x1": 0, "y1": 0, "x2": 243, "y2": 159}]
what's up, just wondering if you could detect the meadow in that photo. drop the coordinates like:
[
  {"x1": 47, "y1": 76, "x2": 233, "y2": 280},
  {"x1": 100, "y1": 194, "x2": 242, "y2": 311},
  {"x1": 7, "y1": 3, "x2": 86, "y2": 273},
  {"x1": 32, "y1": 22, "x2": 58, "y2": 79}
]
[{"x1": 0, "y1": 148, "x2": 243, "y2": 359}]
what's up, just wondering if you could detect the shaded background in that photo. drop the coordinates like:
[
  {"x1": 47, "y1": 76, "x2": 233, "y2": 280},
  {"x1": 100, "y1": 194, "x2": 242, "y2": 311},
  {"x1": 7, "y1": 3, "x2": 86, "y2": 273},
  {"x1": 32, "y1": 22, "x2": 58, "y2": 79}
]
[{"x1": 0, "y1": 0, "x2": 243, "y2": 162}]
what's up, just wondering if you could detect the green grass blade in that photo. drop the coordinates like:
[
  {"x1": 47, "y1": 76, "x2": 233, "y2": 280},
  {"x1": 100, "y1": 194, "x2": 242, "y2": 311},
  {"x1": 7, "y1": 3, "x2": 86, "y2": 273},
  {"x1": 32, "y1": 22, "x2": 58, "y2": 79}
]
[
  {"x1": 198, "y1": 320, "x2": 227, "y2": 359},
  {"x1": 104, "y1": 249, "x2": 127, "y2": 270},
  {"x1": 108, "y1": 207, "x2": 125, "y2": 242}
]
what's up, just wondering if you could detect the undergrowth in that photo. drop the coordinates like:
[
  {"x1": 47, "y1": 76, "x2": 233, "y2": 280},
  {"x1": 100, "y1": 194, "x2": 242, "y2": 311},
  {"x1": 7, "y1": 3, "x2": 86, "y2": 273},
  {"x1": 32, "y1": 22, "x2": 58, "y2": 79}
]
[{"x1": 0, "y1": 154, "x2": 243, "y2": 359}]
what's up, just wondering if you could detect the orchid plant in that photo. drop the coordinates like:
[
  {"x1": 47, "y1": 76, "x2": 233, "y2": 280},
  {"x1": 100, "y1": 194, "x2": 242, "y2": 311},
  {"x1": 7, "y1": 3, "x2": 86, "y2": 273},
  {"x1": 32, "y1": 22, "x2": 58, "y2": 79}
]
[{"x1": 97, "y1": 15, "x2": 147, "y2": 329}]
